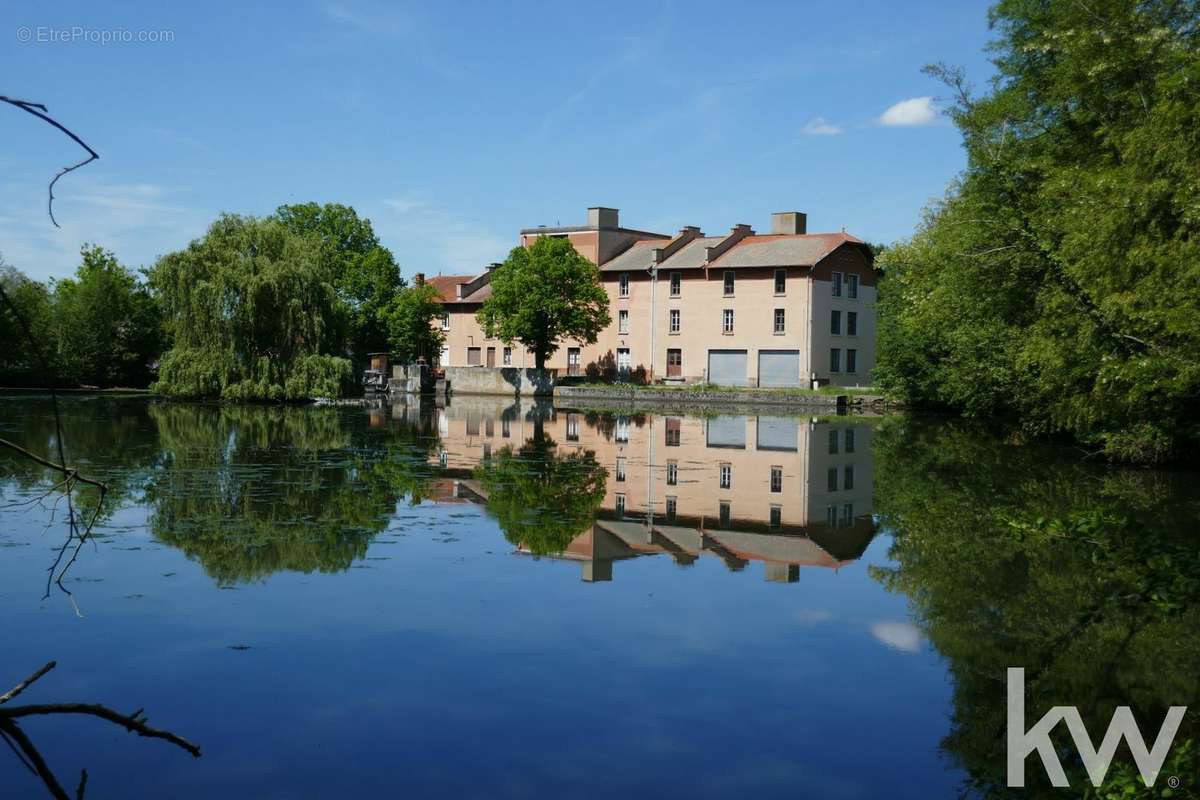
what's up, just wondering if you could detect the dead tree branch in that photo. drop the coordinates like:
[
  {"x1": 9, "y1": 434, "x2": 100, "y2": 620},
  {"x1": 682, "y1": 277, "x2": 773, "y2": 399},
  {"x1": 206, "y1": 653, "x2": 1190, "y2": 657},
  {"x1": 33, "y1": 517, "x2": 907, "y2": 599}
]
[
  {"x1": 0, "y1": 662, "x2": 200, "y2": 799},
  {"x1": 0, "y1": 95, "x2": 99, "y2": 228}
]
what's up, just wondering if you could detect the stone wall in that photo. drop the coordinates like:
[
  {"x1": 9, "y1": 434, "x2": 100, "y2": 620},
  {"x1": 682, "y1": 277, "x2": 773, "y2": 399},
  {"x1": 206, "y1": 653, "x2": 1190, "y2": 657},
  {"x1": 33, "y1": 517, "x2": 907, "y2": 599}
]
[
  {"x1": 443, "y1": 366, "x2": 555, "y2": 397},
  {"x1": 554, "y1": 384, "x2": 853, "y2": 408}
]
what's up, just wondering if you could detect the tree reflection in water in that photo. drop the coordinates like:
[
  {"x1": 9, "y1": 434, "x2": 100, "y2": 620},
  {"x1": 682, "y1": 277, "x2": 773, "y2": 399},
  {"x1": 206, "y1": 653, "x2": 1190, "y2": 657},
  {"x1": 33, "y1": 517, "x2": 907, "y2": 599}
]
[
  {"x1": 473, "y1": 412, "x2": 608, "y2": 555},
  {"x1": 144, "y1": 402, "x2": 441, "y2": 585},
  {"x1": 871, "y1": 418, "x2": 1200, "y2": 797}
]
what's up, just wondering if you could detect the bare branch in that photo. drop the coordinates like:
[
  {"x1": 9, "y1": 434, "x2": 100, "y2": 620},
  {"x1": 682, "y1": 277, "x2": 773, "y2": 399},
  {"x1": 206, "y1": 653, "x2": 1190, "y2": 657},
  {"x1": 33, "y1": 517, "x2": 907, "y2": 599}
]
[
  {"x1": 0, "y1": 94, "x2": 99, "y2": 228},
  {"x1": 0, "y1": 662, "x2": 57, "y2": 705},
  {"x1": 2, "y1": 705, "x2": 201, "y2": 758}
]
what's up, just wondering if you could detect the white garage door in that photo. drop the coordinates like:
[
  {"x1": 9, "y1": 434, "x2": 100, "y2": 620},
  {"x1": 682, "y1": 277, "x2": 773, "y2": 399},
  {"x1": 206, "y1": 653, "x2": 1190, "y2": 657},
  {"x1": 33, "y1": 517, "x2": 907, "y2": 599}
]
[
  {"x1": 707, "y1": 350, "x2": 748, "y2": 386},
  {"x1": 758, "y1": 350, "x2": 801, "y2": 388}
]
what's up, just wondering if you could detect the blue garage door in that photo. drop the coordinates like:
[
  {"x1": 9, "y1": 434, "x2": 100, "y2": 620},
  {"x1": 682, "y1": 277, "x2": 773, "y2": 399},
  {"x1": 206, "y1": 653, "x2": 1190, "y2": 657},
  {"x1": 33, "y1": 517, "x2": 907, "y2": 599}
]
[
  {"x1": 707, "y1": 350, "x2": 748, "y2": 386},
  {"x1": 758, "y1": 350, "x2": 801, "y2": 388}
]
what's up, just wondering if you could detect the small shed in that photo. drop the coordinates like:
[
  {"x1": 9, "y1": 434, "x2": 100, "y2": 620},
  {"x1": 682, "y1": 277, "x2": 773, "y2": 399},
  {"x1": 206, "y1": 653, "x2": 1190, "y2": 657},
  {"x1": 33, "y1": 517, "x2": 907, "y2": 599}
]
[{"x1": 366, "y1": 352, "x2": 390, "y2": 373}]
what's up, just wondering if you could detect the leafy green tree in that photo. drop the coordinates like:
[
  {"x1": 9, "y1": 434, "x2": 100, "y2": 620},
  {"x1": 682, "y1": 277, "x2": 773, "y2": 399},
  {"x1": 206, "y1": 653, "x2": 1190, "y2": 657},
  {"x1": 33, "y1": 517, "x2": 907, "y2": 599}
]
[
  {"x1": 51, "y1": 245, "x2": 161, "y2": 388},
  {"x1": 0, "y1": 261, "x2": 58, "y2": 386},
  {"x1": 474, "y1": 417, "x2": 608, "y2": 554},
  {"x1": 148, "y1": 214, "x2": 353, "y2": 401},
  {"x1": 275, "y1": 202, "x2": 403, "y2": 361},
  {"x1": 876, "y1": 0, "x2": 1200, "y2": 463},
  {"x1": 476, "y1": 236, "x2": 611, "y2": 370},
  {"x1": 386, "y1": 283, "x2": 445, "y2": 363}
]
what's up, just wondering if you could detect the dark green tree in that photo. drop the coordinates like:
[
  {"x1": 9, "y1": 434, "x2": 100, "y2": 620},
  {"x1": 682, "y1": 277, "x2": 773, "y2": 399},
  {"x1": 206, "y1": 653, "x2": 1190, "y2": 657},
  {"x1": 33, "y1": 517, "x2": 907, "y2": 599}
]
[
  {"x1": 51, "y1": 245, "x2": 161, "y2": 388},
  {"x1": 476, "y1": 237, "x2": 611, "y2": 370},
  {"x1": 148, "y1": 215, "x2": 353, "y2": 401},
  {"x1": 275, "y1": 202, "x2": 403, "y2": 361},
  {"x1": 875, "y1": 0, "x2": 1200, "y2": 462},
  {"x1": 0, "y1": 261, "x2": 58, "y2": 387},
  {"x1": 386, "y1": 283, "x2": 445, "y2": 364}
]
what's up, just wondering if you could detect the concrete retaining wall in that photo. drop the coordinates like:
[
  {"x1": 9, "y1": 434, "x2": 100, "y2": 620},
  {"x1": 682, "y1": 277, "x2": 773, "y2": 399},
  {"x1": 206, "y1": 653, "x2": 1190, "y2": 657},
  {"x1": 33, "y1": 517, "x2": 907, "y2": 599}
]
[
  {"x1": 554, "y1": 384, "x2": 866, "y2": 408},
  {"x1": 444, "y1": 366, "x2": 555, "y2": 397}
]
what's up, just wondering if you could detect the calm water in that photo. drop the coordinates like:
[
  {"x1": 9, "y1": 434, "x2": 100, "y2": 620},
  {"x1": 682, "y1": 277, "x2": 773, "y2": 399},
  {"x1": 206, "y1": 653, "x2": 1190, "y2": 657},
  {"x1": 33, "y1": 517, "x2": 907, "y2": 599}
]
[{"x1": 1, "y1": 394, "x2": 1197, "y2": 799}]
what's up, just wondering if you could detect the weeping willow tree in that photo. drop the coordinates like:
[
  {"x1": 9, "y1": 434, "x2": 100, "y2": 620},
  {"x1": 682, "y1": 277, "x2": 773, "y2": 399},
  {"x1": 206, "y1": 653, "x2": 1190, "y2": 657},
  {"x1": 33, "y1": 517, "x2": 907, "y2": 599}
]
[{"x1": 149, "y1": 214, "x2": 354, "y2": 400}]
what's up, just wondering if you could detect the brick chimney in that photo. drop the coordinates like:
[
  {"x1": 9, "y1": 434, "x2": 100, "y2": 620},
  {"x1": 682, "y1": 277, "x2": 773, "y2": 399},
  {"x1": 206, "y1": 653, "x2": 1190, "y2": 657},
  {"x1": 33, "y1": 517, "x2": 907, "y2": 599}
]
[
  {"x1": 414, "y1": 272, "x2": 425, "y2": 286},
  {"x1": 587, "y1": 207, "x2": 619, "y2": 229},
  {"x1": 771, "y1": 211, "x2": 807, "y2": 235}
]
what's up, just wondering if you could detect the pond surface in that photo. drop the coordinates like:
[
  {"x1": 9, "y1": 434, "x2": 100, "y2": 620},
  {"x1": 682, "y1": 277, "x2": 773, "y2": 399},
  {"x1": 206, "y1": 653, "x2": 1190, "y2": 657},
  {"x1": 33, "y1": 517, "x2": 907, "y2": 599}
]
[{"x1": 1, "y1": 394, "x2": 1197, "y2": 799}]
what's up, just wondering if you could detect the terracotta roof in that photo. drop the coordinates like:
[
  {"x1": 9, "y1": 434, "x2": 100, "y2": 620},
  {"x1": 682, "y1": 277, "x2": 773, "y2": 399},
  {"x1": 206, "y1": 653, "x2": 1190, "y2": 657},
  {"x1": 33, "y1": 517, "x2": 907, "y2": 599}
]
[{"x1": 425, "y1": 274, "x2": 476, "y2": 301}]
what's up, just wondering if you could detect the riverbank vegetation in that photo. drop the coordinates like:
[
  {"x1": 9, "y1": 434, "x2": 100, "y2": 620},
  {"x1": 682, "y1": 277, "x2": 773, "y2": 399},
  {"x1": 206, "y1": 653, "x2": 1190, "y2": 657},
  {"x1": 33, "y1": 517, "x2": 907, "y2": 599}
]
[
  {"x1": 875, "y1": 0, "x2": 1200, "y2": 463},
  {"x1": 0, "y1": 203, "x2": 445, "y2": 400}
]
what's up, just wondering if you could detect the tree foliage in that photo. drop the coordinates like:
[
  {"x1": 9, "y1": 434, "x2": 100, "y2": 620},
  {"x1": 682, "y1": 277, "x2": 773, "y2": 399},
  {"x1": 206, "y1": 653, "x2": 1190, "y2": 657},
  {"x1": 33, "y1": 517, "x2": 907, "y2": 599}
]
[
  {"x1": 476, "y1": 237, "x2": 611, "y2": 369},
  {"x1": 0, "y1": 248, "x2": 159, "y2": 388},
  {"x1": 875, "y1": 0, "x2": 1200, "y2": 462},
  {"x1": 149, "y1": 214, "x2": 354, "y2": 400},
  {"x1": 275, "y1": 202, "x2": 403, "y2": 361},
  {"x1": 386, "y1": 283, "x2": 445, "y2": 363}
]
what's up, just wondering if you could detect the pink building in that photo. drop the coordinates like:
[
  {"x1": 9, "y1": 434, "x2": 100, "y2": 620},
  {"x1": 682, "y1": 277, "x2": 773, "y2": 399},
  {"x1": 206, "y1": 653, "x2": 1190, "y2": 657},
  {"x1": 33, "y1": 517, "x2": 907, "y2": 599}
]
[{"x1": 428, "y1": 207, "x2": 876, "y2": 387}]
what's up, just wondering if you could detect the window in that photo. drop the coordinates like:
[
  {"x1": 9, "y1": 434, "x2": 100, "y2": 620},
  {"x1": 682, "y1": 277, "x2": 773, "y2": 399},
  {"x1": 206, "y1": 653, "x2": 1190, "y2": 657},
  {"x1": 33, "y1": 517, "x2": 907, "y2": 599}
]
[
  {"x1": 618, "y1": 309, "x2": 629, "y2": 334},
  {"x1": 844, "y1": 465, "x2": 855, "y2": 491},
  {"x1": 847, "y1": 311, "x2": 857, "y2": 337},
  {"x1": 467, "y1": 347, "x2": 481, "y2": 366},
  {"x1": 439, "y1": 451, "x2": 448, "y2": 468},
  {"x1": 770, "y1": 466, "x2": 782, "y2": 493},
  {"x1": 826, "y1": 505, "x2": 838, "y2": 526},
  {"x1": 830, "y1": 310, "x2": 841, "y2": 335},
  {"x1": 615, "y1": 416, "x2": 629, "y2": 442},
  {"x1": 774, "y1": 269, "x2": 786, "y2": 294},
  {"x1": 485, "y1": 418, "x2": 494, "y2": 437},
  {"x1": 669, "y1": 309, "x2": 680, "y2": 333},
  {"x1": 440, "y1": 312, "x2": 450, "y2": 330},
  {"x1": 615, "y1": 493, "x2": 626, "y2": 517},
  {"x1": 842, "y1": 503, "x2": 854, "y2": 525},
  {"x1": 722, "y1": 309, "x2": 734, "y2": 333},
  {"x1": 502, "y1": 346, "x2": 512, "y2": 365},
  {"x1": 619, "y1": 272, "x2": 630, "y2": 297},
  {"x1": 723, "y1": 271, "x2": 735, "y2": 296},
  {"x1": 832, "y1": 272, "x2": 843, "y2": 297},
  {"x1": 844, "y1": 429, "x2": 855, "y2": 454},
  {"x1": 774, "y1": 308, "x2": 785, "y2": 334},
  {"x1": 719, "y1": 463, "x2": 731, "y2": 490},
  {"x1": 666, "y1": 460, "x2": 678, "y2": 486},
  {"x1": 847, "y1": 349, "x2": 858, "y2": 374},
  {"x1": 615, "y1": 457, "x2": 626, "y2": 482},
  {"x1": 566, "y1": 413, "x2": 580, "y2": 441},
  {"x1": 769, "y1": 505, "x2": 782, "y2": 529},
  {"x1": 847, "y1": 274, "x2": 859, "y2": 299},
  {"x1": 830, "y1": 348, "x2": 841, "y2": 373},
  {"x1": 718, "y1": 501, "x2": 731, "y2": 528},
  {"x1": 665, "y1": 417, "x2": 681, "y2": 447},
  {"x1": 466, "y1": 416, "x2": 479, "y2": 436},
  {"x1": 665, "y1": 496, "x2": 677, "y2": 521},
  {"x1": 827, "y1": 467, "x2": 838, "y2": 492},
  {"x1": 828, "y1": 428, "x2": 839, "y2": 455},
  {"x1": 501, "y1": 418, "x2": 510, "y2": 438},
  {"x1": 669, "y1": 271, "x2": 681, "y2": 297}
]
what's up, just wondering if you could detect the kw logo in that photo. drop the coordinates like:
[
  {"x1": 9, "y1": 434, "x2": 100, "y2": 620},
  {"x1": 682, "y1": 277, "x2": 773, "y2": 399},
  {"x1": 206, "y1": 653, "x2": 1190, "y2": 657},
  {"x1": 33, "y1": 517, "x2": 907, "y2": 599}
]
[{"x1": 1007, "y1": 667, "x2": 1187, "y2": 788}]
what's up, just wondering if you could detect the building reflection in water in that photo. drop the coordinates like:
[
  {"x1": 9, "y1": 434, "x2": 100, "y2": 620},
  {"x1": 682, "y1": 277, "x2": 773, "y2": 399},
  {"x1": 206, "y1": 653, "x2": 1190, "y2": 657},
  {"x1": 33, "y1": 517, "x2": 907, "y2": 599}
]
[{"x1": 422, "y1": 398, "x2": 877, "y2": 583}]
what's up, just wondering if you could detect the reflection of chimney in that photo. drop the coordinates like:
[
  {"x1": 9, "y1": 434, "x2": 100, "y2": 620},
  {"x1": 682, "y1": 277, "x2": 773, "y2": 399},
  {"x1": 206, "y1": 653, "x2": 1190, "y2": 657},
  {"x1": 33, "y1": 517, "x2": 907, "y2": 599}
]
[
  {"x1": 582, "y1": 560, "x2": 613, "y2": 582},
  {"x1": 771, "y1": 211, "x2": 807, "y2": 235},
  {"x1": 587, "y1": 206, "x2": 619, "y2": 229},
  {"x1": 414, "y1": 272, "x2": 425, "y2": 286},
  {"x1": 764, "y1": 563, "x2": 800, "y2": 583}
]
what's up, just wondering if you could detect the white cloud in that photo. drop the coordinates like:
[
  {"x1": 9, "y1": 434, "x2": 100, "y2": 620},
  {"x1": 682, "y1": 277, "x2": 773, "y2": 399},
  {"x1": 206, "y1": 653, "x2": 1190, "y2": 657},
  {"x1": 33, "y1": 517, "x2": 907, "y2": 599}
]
[
  {"x1": 879, "y1": 96, "x2": 938, "y2": 127},
  {"x1": 870, "y1": 621, "x2": 924, "y2": 653},
  {"x1": 800, "y1": 117, "x2": 843, "y2": 136}
]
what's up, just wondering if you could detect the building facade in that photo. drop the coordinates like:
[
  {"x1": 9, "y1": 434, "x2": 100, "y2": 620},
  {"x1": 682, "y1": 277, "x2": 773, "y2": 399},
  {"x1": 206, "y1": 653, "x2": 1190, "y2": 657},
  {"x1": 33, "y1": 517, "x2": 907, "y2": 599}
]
[{"x1": 427, "y1": 206, "x2": 876, "y2": 387}]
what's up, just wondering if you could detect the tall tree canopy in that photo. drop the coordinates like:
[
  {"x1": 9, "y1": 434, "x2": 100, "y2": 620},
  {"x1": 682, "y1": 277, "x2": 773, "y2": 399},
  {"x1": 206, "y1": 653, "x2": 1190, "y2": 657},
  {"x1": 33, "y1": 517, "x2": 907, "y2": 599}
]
[
  {"x1": 476, "y1": 236, "x2": 611, "y2": 369},
  {"x1": 875, "y1": 0, "x2": 1200, "y2": 463},
  {"x1": 275, "y1": 202, "x2": 403, "y2": 360},
  {"x1": 149, "y1": 214, "x2": 353, "y2": 400},
  {"x1": 0, "y1": 260, "x2": 56, "y2": 386}
]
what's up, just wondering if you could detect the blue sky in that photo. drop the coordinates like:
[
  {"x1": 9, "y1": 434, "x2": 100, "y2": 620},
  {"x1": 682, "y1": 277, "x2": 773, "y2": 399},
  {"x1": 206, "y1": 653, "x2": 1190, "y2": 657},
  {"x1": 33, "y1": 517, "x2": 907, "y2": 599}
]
[{"x1": 2, "y1": 0, "x2": 997, "y2": 282}]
